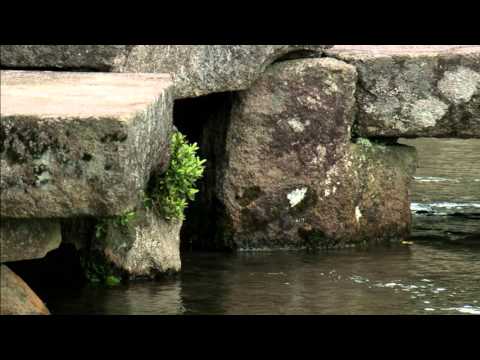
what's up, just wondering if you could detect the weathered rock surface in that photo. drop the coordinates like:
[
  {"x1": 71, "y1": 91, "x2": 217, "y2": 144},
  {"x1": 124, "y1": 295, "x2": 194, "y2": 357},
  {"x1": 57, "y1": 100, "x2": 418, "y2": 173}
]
[
  {"x1": 0, "y1": 45, "x2": 129, "y2": 71},
  {"x1": 1, "y1": 70, "x2": 174, "y2": 218},
  {"x1": 121, "y1": 45, "x2": 330, "y2": 98},
  {"x1": 326, "y1": 45, "x2": 480, "y2": 138},
  {"x1": 0, "y1": 45, "x2": 332, "y2": 98},
  {"x1": 0, "y1": 265, "x2": 50, "y2": 315},
  {"x1": 213, "y1": 58, "x2": 416, "y2": 250},
  {"x1": 0, "y1": 219, "x2": 62, "y2": 262},
  {"x1": 99, "y1": 207, "x2": 182, "y2": 278}
]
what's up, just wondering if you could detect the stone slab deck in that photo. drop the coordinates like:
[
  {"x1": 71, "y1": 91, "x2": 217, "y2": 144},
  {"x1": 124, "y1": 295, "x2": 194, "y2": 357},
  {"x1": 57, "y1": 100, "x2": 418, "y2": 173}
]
[
  {"x1": 0, "y1": 45, "x2": 332, "y2": 99},
  {"x1": 326, "y1": 45, "x2": 480, "y2": 138},
  {"x1": 1, "y1": 71, "x2": 174, "y2": 218}
]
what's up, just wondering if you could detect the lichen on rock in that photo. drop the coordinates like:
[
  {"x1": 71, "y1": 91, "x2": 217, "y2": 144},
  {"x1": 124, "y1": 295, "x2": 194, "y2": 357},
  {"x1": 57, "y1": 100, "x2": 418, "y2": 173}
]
[
  {"x1": 326, "y1": 45, "x2": 480, "y2": 138},
  {"x1": 0, "y1": 71, "x2": 174, "y2": 218},
  {"x1": 287, "y1": 188, "x2": 308, "y2": 208}
]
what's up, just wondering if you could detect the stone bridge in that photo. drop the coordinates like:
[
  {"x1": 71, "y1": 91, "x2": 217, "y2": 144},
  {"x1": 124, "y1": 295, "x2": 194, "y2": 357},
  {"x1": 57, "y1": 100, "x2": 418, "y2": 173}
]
[{"x1": 1, "y1": 45, "x2": 479, "y2": 313}]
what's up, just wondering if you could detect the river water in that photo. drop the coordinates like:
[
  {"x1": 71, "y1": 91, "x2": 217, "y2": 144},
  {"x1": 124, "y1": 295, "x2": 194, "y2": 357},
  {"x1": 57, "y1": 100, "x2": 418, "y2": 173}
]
[
  {"x1": 45, "y1": 139, "x2": 480, "y2": 315},
  {"x1": 400, "y1": 139, "x2": 480, "y2": 243}
]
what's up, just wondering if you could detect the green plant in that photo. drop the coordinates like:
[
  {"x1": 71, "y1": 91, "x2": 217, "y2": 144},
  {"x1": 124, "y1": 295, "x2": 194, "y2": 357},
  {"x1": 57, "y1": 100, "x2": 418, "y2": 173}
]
[
  {"x1": 150, "y1": 132, "x2": 206, "y2": 221},
  {"x1": 95, "y1": 221, "x2": 108, "y2": 240},
  {"x1": 114, "y1": 210, "x2": 136, "y2": 228},
  {"x1": 142, "y1": 191, "x2": 154, "y2": 210},
  {"x1": 79, "y1": 251, "x2": 121, "y2": 286},
  {"x1": 105, "y1": 275, "x2": 122, "y2": 286},
  {"x1": 89, "y1": 211, "x2": 135, "y2": 285},
  {"x1": 95, "y1": 209, "x2": 137, "y2": 242}
]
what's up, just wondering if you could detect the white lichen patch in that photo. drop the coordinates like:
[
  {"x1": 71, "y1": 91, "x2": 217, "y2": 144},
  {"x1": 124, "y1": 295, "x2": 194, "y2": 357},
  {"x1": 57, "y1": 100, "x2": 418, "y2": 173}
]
[
  {"x1": 32, "y1": 151, "x2": 53, "y2": 187},
  {"x1": 372, "y1": 77, "x2": 391, "y2": 96},
  {"x1": 355, "y1": 206, "x2": 363, "y2": 223},
  {"x1": 298, "y1": 92, "x2": 324, "y2": 109},
  {"x1": 287, "y1": 187, "x2": 308, "y2": 208},
  {"x1": 324, "y1": 186, "x2": 337, "y2": 198},
  {"x1": 323, "y1": 165, "x2": 340, "y2": 192},
  {"x1": 410, "y1": 97, "x2": 448, "y2": 128},
  {"x1": 438, "y1": 67, "x2": 480, "y2": 104},
  {"x1": 364, "y1": 97, "x2": 402, "y2": 121},
  {"x1": 323, "y1": 76, "x2": 339, "y2": 95},
  {"x1": 287, "y1": 118, "x2": 306, "y2": 133}
]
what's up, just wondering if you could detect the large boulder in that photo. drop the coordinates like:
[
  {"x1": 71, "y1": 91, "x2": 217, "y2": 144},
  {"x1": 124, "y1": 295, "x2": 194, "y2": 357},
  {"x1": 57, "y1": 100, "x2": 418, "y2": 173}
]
[
  {"x1": 0, "y1": 265, "x2": 50, "y2": 315},
  {"x1": 326, "y1": 45, "x2": 480, "y2": 138},
  {"x1": 212, "y1": 58, "x2": 416, "y2": 250},
  {"x1": 0, "y1": 219, "x2": 62, "y2": 262},
  {"x1": 1, "y1": 70, "x2": 173, "y2": 218},
  {"x1": 0, "y1": 45, "x2": 332, "y2": 99}
]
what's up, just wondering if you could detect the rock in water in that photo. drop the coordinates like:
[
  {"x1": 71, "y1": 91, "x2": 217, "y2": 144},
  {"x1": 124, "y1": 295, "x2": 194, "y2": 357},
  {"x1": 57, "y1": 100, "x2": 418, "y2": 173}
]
[
  {"x1": 0, "y1": 265, "x2": 50, "y2": 315},
  {"x1": 0, "y1": 45, "x2": 332, "y2": 99},
  {"x1": 212, "y1": 58, "x2": 416, "y2": 250},
  {"x1": 1, "y1": 71, "x2": 174, "y2": 218},
  {"x1": 99, "y1": 207, "x2": 182, "y2": 278},
  {"x1": 326, "y1": 45, "x2": 480, "y2": 138}
]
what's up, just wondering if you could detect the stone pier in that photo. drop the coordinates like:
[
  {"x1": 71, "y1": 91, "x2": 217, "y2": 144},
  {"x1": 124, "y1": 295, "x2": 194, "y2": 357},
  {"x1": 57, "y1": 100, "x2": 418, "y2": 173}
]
[{"x1": 0, "y1": 70, "x2": 176, "y2": 312}]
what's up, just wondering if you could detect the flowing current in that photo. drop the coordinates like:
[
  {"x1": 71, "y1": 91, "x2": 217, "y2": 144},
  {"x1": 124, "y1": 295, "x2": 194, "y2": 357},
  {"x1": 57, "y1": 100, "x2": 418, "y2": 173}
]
[
  {"x1": 42, "y1": 139, "x2": 480, "y2": 315},
  {"x1": 400, "y1": 138, "x2": 480, "y2": 243}
]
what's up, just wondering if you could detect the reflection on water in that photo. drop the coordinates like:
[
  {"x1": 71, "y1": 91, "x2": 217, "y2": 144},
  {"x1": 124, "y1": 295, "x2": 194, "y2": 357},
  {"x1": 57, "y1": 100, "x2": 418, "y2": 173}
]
[
  {"x1": 398, "y1": 138, "x2": 480, "y2": 203},
  {"x1": 400, "y1": 138, "x2": 480, "y2": 242},
  {"x1": 48, "y1": 247, "x2": 480, "y2": 315},
  {"x1": 51, "y1": 280, "x2": 185, "y2": 315},
  {"x1": 45, "y1": 138, "x2": 480, "y2": 315}
]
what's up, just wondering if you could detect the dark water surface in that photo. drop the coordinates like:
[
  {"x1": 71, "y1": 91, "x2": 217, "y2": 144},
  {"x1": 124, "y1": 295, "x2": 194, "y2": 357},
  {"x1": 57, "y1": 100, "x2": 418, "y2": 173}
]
[
  {"x1": 46, "y1": 139, "x2": 479, "y2": 315},
  {"x1": 47, "y1": 247, "x2": 480, "y2": 315}
]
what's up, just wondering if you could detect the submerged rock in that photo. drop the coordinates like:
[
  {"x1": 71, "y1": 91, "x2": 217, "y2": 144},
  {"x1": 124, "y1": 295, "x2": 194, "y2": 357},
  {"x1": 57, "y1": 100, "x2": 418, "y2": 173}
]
[
  {"x1": 0, "y1": 219, "x2": 62, "y2": 262},
  {"x1": 326, "y1": 45, "x2": 480, "y2": 138},
  {"x1": 0, "y1": 265, "x2": 50, "y2": 315},
  {"x1": 211, "y1": 58, "x2": 416, "y2": 250},
  {"x1": 0, "y1": 45, "x2": 332, "y2": 99},
  {"x1": 1, "y1": 70, "x2": 174, "y2": 218}
]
